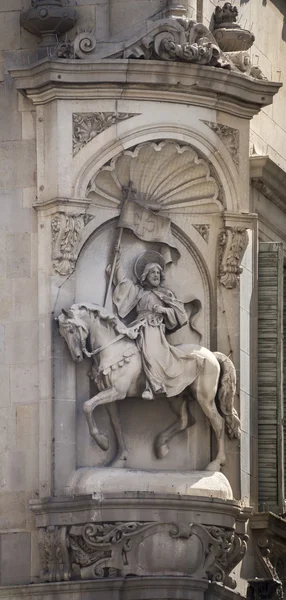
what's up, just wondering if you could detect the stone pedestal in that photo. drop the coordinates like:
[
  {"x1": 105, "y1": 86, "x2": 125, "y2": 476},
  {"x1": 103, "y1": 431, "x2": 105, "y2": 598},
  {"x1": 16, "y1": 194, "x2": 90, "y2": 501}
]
[{"x1": 30, "y1": 493, "x2": 250, "y2": 588}]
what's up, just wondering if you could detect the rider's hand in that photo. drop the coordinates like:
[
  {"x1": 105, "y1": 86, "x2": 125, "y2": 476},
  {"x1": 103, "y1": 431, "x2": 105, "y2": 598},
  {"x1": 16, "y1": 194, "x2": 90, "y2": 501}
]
[
  {"x1": 153, "y1": 304, "x2": 166, "y2": 314},
  {"x1": 106, "y1": 264, "x2": 112, "y2": 276}
]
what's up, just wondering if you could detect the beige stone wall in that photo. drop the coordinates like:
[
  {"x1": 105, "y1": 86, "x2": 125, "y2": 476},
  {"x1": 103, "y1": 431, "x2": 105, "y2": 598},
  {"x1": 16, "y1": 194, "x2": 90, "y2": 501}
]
[
  {"x1": 203, "y1": 0, "x2": 286, "y2": 173},
  {"x1": 0, "y1": 2, "x2": 38, "y2": 585}
]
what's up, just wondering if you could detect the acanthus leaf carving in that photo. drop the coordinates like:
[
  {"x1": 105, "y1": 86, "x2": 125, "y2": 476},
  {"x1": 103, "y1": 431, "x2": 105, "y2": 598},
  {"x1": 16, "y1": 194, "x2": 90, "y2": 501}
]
[
  {"x1": 51, "y1": 212, "x2": 94, "y2": 276},
  {"x1": 73, "y1": 112, "x2": 140, "y2": 156},
  {"x1": 39, "y1": 525, "x2": 71, "y2": 583},
  {"x1": 203, "y1": 121, "x2": 239, "y2": 168},
  {"x1": 53, "y1": 17, "x2": 231, "y2": 71},
  {"x1": 218, "y1": 227, "x2": 249, "y2": 289},
  {"x1": 193, "y1": 224, "x2": 210, "y2": 243}
]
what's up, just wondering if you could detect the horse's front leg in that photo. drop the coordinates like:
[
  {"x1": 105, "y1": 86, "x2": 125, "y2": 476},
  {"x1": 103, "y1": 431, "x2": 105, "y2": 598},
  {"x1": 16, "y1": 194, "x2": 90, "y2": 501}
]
[
  {"x1": 107, "y1": 402, "x2": 128, "y2": 466},
  {"x1": 83, "y1": 388, "x2": 120, "y2": 451}
]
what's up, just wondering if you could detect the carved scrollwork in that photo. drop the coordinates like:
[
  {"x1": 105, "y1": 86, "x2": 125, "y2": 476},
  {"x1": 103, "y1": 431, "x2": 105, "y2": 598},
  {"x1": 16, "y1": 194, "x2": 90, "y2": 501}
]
[
  {"x1": 39, "y1": 521, "x2": 247, "y2": 585},
  {"x1": 122, "y1": 20, "x2": 230, "y2": 69},
  {"x1": 73, "y1": 112, "x2": 139, "y2": 156},
  {"x1": 51, "y1": 212, "x2": 93, "y2": 276},
  {"x1": 218, "y1": 227, "x2": 249, "y2": 289},
  {"x1": 53, "y1": 17, "x2": 230, "y2": 70}
]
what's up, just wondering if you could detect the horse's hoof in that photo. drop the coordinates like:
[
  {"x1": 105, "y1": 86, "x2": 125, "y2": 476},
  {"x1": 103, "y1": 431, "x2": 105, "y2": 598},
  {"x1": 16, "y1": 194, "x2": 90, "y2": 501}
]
[
  {"x1": 205, "y1": 460, "x2": 221, "y2": 472},
  {"x1": 155, "y1": 442, "x2": 169, "y2": 459},
  {"x1": 96, "y1": 433, "x2": 109, "y2": 451}
]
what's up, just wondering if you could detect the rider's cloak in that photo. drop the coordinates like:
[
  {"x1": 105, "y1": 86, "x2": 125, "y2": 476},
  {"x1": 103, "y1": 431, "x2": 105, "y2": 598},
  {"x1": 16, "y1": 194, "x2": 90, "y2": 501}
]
[{"x1": 113, "y1": 273, "x2": 204, "y2": 397}]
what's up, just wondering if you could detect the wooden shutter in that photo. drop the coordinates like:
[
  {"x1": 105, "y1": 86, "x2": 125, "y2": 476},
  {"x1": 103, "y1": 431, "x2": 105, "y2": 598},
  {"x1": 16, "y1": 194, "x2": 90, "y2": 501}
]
[{"x1": 258, "y1": 242, "x2": 284, "y2": 512}]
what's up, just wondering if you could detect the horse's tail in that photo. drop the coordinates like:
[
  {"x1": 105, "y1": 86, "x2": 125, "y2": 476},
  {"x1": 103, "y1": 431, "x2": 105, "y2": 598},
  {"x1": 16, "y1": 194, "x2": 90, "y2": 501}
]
[{"x1": 214, "y1": 352, "x2": 241, "y2": 440}]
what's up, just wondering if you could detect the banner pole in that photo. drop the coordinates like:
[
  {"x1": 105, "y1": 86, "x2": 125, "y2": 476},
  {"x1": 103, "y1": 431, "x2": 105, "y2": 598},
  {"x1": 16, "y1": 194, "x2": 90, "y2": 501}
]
[{"x1": 103, "y1": 182, "x2": 133, "y2": 308}]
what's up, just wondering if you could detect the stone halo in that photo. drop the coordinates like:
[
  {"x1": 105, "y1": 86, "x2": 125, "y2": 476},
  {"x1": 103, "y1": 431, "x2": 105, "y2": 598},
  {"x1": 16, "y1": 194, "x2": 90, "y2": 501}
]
[{"x1": 134, "y1": 251, "x2": 165, "y2": 280}]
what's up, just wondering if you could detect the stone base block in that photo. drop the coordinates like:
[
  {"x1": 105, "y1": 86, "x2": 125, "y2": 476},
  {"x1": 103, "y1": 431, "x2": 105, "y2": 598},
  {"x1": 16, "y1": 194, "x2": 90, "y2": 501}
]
[
  {"x1": 0, "y1": 579, "x2": 244, "y2": 600},
  {"x1": 65, "y1": 468, "x2": 233, "y2": 500},
  {"x1": 30, "y1": 493, "x2": 250, "y2": 588}
]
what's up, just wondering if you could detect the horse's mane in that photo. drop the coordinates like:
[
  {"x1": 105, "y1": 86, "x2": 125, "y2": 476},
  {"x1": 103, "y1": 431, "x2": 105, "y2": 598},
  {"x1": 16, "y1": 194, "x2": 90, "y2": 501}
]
[{"x1": 61, "y1": 303, "x2": 130, "y2": 337}]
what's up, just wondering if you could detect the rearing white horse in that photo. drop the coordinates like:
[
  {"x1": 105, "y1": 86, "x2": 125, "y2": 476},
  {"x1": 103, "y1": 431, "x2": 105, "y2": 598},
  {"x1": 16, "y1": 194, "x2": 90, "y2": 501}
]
[{"x1": 57, "y1": 303, "x2": 240, "y2": 471}]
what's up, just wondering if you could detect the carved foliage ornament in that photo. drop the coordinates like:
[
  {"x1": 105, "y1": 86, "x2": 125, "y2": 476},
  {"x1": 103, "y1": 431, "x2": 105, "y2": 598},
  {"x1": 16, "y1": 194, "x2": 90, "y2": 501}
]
[
  {"x1": 73, "y1": 113, "x2": 140, "y2": 156},
  {"x1": 193, "y1": 224, "x2": 210, "y2": 243},
  {"x1": 218, "y1": 227, "x2": 249, "y2": 289},
  {"x1": 53, "y1": 17, "x2": 230, "y2": 70},
  {"x1": 203, "y1": 121, "x2": 239, "y2": 169},
  {"x1": 39, "y1": 521, "x2": 247, "y2": 586},
  {"x1": 51, "y1": 212, "x2": 93, "y2": 276}
]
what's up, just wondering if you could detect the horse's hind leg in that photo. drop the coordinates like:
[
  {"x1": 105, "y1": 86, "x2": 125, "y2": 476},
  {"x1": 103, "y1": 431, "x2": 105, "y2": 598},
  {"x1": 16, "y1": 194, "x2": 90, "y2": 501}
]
[
  {"x1": 155, "y1": 397, "x2": 190, "y2": 459},
  {"x1": 107, "y1": 402, "x2": 128, "y2": 466},
  {"x1": 191, "y1": 369, "x2": 226, "y2": 472}
]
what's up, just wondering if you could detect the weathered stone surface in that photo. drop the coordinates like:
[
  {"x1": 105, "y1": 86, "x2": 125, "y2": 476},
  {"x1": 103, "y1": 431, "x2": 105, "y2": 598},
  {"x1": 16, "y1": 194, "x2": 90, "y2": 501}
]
[
  {"x1": 65, "y1": 467, "x2": 233, "y2": 499},
  {"x1": 6, "y1": 233, "x2": 31, "y2": 278},
  {"x1": 0, "y1": 533, "x2": 31, "y2": 585}
]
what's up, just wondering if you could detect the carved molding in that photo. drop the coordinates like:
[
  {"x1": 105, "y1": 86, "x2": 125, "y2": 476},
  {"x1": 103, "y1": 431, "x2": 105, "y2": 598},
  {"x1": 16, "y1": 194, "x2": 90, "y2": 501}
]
[
  {"x1": 73, "y1": 112, "x2": 140, "y2": 156},
  {"x1": 51, "y1": 212, "x2": 93, "y2": 276},
  {"x1": 88, "y1": 140, "x2": 223, "y2": 213},
  {"x1": 218, "y1": 227, "x2": 249, "y2": 289},
  {"x1": 193, "y1": 224, "x2": 210, "y2": 243},
  {"x1": 38, "y1": 521, "x2": 247, "y2": 585},
  {"x1": 203, "y1": 121, "x2": 239, "y2": 168}
]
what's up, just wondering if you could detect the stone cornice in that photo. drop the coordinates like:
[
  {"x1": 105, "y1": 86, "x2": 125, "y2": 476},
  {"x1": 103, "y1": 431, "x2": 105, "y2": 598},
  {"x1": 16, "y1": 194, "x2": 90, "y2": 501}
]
[
  {"x1": 250, "y1": 155, "x2": 286, "y2": 214},
  {"x1": 10, "y1": 59, "x2": 281, "y2": 118}
]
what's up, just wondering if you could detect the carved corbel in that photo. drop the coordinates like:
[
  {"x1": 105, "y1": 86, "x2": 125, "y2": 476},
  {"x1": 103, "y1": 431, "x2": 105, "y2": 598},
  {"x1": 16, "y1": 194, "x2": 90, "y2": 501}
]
[
  {"x1": 51, "y1": 211, "x2": 93, "y2": 276},
  {"x1": 39, "y1": 525, "x2": 71, "y2": 582},
  {"x1": 218, "y1": 227, "x2": 249, "y2": 289}
]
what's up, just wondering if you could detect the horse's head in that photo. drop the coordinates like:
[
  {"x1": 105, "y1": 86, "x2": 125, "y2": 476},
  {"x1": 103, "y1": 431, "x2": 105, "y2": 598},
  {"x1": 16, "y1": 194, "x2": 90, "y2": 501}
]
[{"x1": 56, "y1": 307, "x2": 88, "y2": 363}]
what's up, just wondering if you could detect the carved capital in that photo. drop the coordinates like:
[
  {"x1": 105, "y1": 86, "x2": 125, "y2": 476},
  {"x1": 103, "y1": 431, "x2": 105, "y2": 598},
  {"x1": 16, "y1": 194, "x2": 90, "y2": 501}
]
[
  {"x1": 218, "y1": 227, "x2": 249, "y2": 289},
  {"x1": 51, "y1": 212, "x2": 93, "y2": 276},
  {"x1": 38, "y1": 521, "x2": 247, "y2": 585}
]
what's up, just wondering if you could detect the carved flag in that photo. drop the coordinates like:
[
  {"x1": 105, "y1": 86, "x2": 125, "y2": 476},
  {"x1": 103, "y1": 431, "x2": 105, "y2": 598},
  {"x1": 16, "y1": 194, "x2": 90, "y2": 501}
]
[{"x1": 118, "y1": 200, "x2": 180, "y2": 260}]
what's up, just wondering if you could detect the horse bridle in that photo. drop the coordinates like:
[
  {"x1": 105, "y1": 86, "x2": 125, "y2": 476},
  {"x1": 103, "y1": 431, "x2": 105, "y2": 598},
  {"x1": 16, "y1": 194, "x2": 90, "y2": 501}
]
[{"x1": 76, "y1": 320, "x2": 143, "y2": 359}]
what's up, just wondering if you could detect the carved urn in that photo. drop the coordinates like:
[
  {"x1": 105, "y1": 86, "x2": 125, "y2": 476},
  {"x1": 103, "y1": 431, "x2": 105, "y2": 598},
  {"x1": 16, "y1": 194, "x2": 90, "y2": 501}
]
[
  {"x1": 20, "y1": 0, "x2": 77, "y2": 46},
  {"x1": 213, "y1": 2, "x2": 255, "y2": 52}
]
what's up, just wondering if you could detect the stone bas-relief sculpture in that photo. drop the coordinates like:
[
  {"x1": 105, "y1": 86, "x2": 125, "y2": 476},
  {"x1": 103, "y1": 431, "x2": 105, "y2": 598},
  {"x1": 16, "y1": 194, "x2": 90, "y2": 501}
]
[
  {"x1": 57, "y1": 188, "x2": 241, "y2": 473},
  {"x1": 39, "y1": 520, "x2": 247, "y2": 585}
]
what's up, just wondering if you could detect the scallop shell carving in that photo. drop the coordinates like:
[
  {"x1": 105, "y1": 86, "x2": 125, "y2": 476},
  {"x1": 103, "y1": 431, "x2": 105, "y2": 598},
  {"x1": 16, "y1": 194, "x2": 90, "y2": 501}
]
[{"x1": 88, "y1": 141, "x2": 222, "y2": 212}]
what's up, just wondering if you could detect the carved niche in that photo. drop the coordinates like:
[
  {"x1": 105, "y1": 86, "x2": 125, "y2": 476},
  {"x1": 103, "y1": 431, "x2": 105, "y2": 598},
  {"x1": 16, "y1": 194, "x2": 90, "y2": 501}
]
[{"x1": 87, "y1": 140, "x2": 223, "y2": 213}]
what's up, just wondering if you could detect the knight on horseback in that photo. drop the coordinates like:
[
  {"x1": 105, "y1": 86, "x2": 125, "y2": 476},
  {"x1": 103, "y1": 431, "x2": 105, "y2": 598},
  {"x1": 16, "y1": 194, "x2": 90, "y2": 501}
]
[{"x1": 111, "y1": 250, "x2": 204, "y2": 402}]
